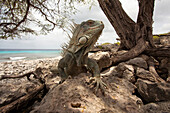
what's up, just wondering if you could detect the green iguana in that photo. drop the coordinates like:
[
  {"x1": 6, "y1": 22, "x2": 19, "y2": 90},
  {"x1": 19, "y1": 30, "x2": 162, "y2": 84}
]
[{"x1": 58, "y1": 20, "x2": 106, "y2": 92}]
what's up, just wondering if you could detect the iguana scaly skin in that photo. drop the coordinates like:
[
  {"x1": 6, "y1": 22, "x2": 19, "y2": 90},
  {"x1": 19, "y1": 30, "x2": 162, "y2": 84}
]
[{"x1": 58, "y1": 20, "x2": 106, "y2": 92}]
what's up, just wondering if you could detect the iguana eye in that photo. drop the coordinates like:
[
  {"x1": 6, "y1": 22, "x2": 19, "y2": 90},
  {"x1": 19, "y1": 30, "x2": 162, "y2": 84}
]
[
  {"x1": 78, "y1": 36, "x2": 88, "y2": 44},
  {"x1": 87, "y1": 20, "x2": 94, "y2": 25}
]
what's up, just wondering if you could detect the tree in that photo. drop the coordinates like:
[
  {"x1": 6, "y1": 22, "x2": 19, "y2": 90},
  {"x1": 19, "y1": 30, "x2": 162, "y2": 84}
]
[
  {"x1": 98, "y1": 0, "x2": 156, "y2": 64},
  {"x1": 1, "y1": 0, "x2": 169, "y2": 61},
  {"x1": 0, "y1": 0, "x2": 91, "y2": 39}
]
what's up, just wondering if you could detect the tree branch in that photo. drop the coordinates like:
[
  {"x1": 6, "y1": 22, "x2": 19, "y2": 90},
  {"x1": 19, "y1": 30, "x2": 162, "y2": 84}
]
[
  {"x1": 12, "y1": 0, "x2": 30, "y2": 31},
  {"x1": 29, "y1": 2, "x2": 56, "y2": 31},
  {"x1": 1, "y1": 0, "x2": 30, "y2": 33}
]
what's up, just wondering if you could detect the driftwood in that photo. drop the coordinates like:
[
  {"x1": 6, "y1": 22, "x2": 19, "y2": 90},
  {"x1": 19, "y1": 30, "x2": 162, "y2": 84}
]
[
  {"x1": 0, "y1": 67, "x2": 47, "y2": 113},
  {"x1": 0, "y1": 71, "x2": 35, "y2": 80},
  {"x1": 0, "y1": 84, "x2": 45, "y2": 113},
  {"x1": 0, "y1": 67, "x2": 44, "y2": 83}
]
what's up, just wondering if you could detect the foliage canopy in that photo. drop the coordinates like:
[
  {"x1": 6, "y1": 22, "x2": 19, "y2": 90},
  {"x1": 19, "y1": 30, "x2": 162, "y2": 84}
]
[{"x1": 0, "y1": 0, "x2": 94, "y2": 39}]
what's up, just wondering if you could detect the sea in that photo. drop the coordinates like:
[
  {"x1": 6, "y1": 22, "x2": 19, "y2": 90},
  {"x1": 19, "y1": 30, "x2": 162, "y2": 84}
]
[{"x1": 0, "y1": 49, "x2": 62, "y2": 62}]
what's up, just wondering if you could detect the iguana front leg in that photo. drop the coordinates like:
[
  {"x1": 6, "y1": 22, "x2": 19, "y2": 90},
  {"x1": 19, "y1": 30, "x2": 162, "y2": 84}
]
[
  {"x1": 58, "y1": 58, "x2": 69, "y2": 84},
  {"x1": 86, "y1": 58, "x2": 107, "y2": 93},
  {"x1": 58, "y1": 67, "x2": 69, "y2": 83}
]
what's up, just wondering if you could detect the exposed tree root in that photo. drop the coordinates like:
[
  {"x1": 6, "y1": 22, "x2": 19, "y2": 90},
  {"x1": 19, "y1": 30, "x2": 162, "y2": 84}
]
[
  {"x1": 112, "y1": 38, "x2": 148, "y2": 65},
  {"x1": 147, "y1": 57, "x2": 165, "y2": 83},
  {"x1": 144, "y1": 46, "x2": 170, "y2": 57}
]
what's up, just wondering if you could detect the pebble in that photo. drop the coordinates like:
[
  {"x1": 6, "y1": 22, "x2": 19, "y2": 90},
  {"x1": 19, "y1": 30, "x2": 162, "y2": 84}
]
[{"x1": 0, "y1": 57, "x2": 61, "y2": 76}]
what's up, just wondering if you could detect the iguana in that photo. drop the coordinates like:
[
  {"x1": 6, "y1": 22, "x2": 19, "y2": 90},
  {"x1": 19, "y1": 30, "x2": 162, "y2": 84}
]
[{"x1": 58, "y1": 20, "x2": 106, "y2": 92}]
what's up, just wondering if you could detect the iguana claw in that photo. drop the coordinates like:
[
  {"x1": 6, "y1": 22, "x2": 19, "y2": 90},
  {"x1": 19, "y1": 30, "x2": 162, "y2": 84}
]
[
  {"x1": 90, "y1": 76, "x2": 107, "y2": 94},
  {"x1": 58, "y1": 20, "x2": 105, "y2": 94}
]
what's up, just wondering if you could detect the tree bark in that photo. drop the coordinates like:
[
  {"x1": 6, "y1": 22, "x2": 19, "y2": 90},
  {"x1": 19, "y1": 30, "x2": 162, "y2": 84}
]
[
  {"x1": 0, "y1": 84, "x2": 45, "y2": 113},
  {"x1": 0, "y1": 67, "x2": 47, "y2": 113},
  {"x1": 111, "y1": 38, "x2": 148, "y2": 64},
  {"x1": 145, "y1": 46, "x2": 170, "y2": 57},
  {"x1": 98, "y1": 0, "x2": 136, "y2": 50},
  {"x1": 147, "y1": 57, "x2": 165, "y2": 83},
  {"x1": 98, "y1": 0, "x2": 155, "y2": 64},
  {"x1": 137, "y1": 0, "x2": 155, "y2": 48}
]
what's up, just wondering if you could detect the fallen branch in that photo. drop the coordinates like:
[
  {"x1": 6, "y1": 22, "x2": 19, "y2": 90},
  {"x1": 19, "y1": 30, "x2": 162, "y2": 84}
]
[
  {"x1": 0, "y1": 84, "x2": 45, "y2": 113},
  {"x1": 0, "y1": 72, "x2": 34, "y2": 80},
  {"x1": 0, "y1": 67, "x2": 47, "y2": 112},
  {"x1": 0, "y1": 68, "x2": 43, "y2": 81}
]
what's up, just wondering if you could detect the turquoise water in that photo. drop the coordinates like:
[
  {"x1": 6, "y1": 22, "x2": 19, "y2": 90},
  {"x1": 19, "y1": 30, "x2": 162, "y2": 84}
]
[
  {"x1": 0, "y1": 50, "x2": 61, "y2": 54},
  {"x1": 0, "y1": 49, "x2": 62, "y2": 62}
]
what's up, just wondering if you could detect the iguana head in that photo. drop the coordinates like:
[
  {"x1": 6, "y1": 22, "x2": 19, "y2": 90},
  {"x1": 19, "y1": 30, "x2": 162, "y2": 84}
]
[
  {"x1": 64, "y1": 20, "x2": 104, "y2": 66},
  {"x1": 68, "y1": 20, "x2": 104, "y2": 54}
]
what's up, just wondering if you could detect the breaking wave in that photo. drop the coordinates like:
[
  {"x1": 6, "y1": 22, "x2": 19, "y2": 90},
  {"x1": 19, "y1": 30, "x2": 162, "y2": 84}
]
[{"x1": 9, "y1": 57, "x2": 26, "y2": 60}]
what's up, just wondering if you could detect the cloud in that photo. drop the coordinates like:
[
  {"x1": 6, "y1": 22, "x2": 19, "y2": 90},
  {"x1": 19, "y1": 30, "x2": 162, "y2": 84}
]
[
  {"x1": 0, "y1": 29, "x2": 66, "y2": 49},
  {"x1": 0, "y1": 0, "x2": 170, "y2": 49},
  {"x1": 119, "y1": 0, "x2": 139, "y2": 22},
  {"x1": 153, "y1": 0, "x2": 170, "y2": 34},
  {"x1": 72, "y1": 4, "x2": 118, "y2": 44}
]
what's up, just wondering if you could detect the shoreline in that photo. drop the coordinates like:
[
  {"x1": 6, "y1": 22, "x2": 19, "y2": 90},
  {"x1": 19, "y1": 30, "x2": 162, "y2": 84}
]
[
  {"x1": 0, "y1": 55, "x2": 62, "y2": 63},
  {"x1": 0, "y1": 49, "x2": 62, "y2": 63},
  {"x1": 0, "y1": 56, "x2": 62, "y2": 77}
]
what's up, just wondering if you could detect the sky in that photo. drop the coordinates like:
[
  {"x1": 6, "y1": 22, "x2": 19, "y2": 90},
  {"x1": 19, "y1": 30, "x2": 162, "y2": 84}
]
[{"x1": 0, "y1": 0, "x2": 170, "y2": 49}]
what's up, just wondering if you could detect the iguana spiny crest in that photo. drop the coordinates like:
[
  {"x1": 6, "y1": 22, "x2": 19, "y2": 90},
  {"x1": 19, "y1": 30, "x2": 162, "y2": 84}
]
[
  {"x1": 58, "y1": 20, "x2": 106, "y2": 93},
  {"x1": 62, "y1": 20, "x2": 104, "y2": 55},
  {"x1": 62, "y1": 20, "x2": 104, "y2": 66}
]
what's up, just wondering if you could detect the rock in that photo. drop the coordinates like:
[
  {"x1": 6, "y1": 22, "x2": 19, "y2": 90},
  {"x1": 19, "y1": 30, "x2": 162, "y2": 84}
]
[
  {"x1": 123, "y1": 69, "x2": 136, "y2": 83},
  {"x1": 89, "y1": 51, "x2": 112, "y2": 71},
  {"x1": 91, "y1": 43, "x2": 119, "y2": 52},
  {"x1": 30, "y1": 73, "x2": 141, "y2": 113},
  {"x1": 126, "y1": 57, "x2": 148, "y2": 69},
  {"x1": 136, "y1": 67, "x2": 157, "y2": 82},
  {"x1": 101, "y1": 66, "x2": 117, "y2": 77},
  {"x1": 41, "y1": 68, "x2": 61, "y2": 89},
  {"x1": 1, "y1": 52, "x2": 170, "y2": 112},
  {"x1": 159, "y1": 58, "x2": 170, "y2": 81},
  {"x1": 160, "y1": 36, "x2": 170, "y2": 46},
  {"x1": 139, "y1": 101, "x2": 170, "y2": 113},
  {"x1": 114, "y1": 63, "x2": 135, "y2": 83},
  {"x1": 0, "y1": 58, "x2": 61, "y2": 111},
  {"x1": 136, "y1": 79, "x2": 170, "y2": 103}
]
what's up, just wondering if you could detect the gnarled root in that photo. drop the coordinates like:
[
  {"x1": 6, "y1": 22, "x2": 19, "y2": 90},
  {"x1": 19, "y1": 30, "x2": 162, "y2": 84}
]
[
  {"x1": 147, "y1": 57, "x2": 165, "y2": 83},
  {"x1": 112, "y1": 38, "x2": 148, "y2": 65}
]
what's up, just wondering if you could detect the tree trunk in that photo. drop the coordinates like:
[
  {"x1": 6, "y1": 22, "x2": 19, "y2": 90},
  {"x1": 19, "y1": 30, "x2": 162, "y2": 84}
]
[{"x1": 98, "y1": 0, "x2": 155, "y2": 64}]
